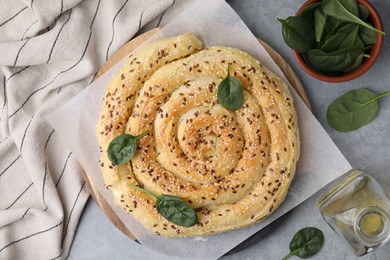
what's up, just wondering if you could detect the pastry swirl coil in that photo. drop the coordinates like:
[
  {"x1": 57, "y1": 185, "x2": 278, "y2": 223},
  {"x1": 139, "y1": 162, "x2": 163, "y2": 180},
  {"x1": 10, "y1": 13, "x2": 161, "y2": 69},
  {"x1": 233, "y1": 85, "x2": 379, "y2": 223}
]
[{"x1": 96, "y1": 33, "x2": 300, "y2": 237}]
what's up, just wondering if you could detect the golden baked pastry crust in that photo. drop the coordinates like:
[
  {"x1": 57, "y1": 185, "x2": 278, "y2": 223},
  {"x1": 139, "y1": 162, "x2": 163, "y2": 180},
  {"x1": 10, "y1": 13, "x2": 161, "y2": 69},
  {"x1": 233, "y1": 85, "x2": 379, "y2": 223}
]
[{"x1": 96, "y1": 33, "x2": 300, "y2": 237}]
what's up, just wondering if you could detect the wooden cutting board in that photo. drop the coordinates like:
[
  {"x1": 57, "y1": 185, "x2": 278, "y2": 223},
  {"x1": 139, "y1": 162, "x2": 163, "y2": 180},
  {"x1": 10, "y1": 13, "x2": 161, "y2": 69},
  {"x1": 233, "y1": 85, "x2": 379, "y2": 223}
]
[{"x1": 85, "y1": 28, "x2": 311, "y2": 241}]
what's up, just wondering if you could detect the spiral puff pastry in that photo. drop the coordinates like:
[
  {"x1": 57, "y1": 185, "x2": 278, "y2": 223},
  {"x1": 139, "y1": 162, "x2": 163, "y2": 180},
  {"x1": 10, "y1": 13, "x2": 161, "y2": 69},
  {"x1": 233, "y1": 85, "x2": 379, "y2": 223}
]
[{"x1": 96, "y1": 33, "x2": 300, "y2": 237}]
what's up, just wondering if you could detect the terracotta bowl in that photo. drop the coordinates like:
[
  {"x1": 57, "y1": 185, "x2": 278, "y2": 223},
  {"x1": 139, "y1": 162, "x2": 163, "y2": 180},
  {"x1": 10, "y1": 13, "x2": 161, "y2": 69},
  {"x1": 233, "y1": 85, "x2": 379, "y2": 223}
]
[{"x1": 293, "y1": 0, "x2": 384, "y2": 82}]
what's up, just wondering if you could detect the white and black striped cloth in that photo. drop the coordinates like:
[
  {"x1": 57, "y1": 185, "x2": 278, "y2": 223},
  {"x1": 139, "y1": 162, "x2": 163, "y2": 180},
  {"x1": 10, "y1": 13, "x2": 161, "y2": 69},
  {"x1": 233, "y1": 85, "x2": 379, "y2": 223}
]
[{"x1": 0, "y1": 0, "x2": 186, "y2": 258}]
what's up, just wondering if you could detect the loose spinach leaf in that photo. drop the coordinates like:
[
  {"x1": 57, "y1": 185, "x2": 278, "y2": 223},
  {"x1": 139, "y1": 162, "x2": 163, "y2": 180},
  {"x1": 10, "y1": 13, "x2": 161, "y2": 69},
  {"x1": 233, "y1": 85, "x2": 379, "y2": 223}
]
[
  {"x1": 327, "y1": 88, "x2": 390, "y2": 131},
  {"x1": 107, "y1": 130, "x2": 149, "y2": 165},
  {"x1": 156, "y1": 195, "x2": 198, "y2": 227},
  {"x1": 278, "y1": 16, "x2": 315, "y2": 53},
  {"x1": 314, "y1": 8, "x2": 327, "y2": 43},
  {"x1": 128, "y1": 184, "x2": 198, "y2": 227},
  {"x1": 217, "y1": 65, "x2": 244, "y2": 110},
  {"x1": 360, "y1": 23, "x2": 377, "y2": 45},
  {"x1": 282, "y1": 227, "x2": 324, "y2": 260},
  {"x1": 322, "y1": 0, "x2": 385, "y2": 35},
  {"x1": 358, "y1": 4, "x2": 370, "y2": 21},
  {"x1": 306, "y1": 46, "x2": 366, "y2": 72},
  {"x1": 320, "y1": 23, "x2": 359, "y2": 52}
]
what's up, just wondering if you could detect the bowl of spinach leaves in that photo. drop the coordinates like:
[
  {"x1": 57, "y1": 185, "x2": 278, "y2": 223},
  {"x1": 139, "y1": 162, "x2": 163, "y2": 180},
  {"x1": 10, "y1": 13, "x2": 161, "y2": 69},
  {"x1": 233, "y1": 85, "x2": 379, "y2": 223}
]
[{"x1": 278, "y1": 0, "x2": 384, "y2": 82}]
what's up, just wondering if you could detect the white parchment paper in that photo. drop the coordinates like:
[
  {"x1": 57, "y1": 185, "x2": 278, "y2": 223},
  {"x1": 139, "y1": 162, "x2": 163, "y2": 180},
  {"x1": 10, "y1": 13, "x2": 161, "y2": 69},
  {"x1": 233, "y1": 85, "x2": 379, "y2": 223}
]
[{"x1": 47, "y1": 0, "x2": 352, "y2": 259}]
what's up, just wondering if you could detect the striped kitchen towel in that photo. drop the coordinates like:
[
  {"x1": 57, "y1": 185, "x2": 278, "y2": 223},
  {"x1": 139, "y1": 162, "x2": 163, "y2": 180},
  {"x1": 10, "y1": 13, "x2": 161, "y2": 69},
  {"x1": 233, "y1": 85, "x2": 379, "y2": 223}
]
[{"x1": 0, "y1": 0, "x2": 189, "y2": 258}]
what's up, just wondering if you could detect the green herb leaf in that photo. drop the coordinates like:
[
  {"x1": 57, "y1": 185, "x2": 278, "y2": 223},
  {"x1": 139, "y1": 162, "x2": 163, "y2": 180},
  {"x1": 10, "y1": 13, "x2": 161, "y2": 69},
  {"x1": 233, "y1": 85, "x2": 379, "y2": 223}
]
[
  {"x1": 107, "y1": 130, "x2": 149, "y2": 165},
  {"x1": 282, "y1": 227, "x2": 324, "y2": 260},
  {"x1": 156, "y1": 195, "x2": 198, "y2": 227},
  {"x1": 339, "y1": 0, "x2": 359, "y2": 16},
  {"x1": 338, "y1": 24, "x2": 360, "y2": 49},
  {"x1": 278, "y1": 16, "x2": 315, "y2": 53},
  {"x1": 327, "y1": 88, "x2": 390, "y2": 132},
  {"x1": 320, "y1": 23, "x2": 360, "y2": 52},
  {"x1": 322, "y1": 0, "x2": 385, "y2": 35},
  {"x1": 128, "y1": 184, "x2": 198, "y2": 227},
  {"x1": 300, "y1": 2, "x2": 322, "y2": 24},
  {"x1": 314, "y1": 8, "x2": 327, "y2": 42},
  {"x1": 342, "y1": 35, "x2": 365, "y2": 72},
  {"x1": 323, "y1": 19, "x2": 346, "y2": 42},
  {"x1": 359, "y1": 23, "x2": 377, "y2": 45},
  {"x1": 306, "y1": 46, "x2": 366, "y2": 72},
  {"x1": 358, "y1": 4, "x2": 370, "y2": 21},
  {"x1": 217, "y1": 65, "x2": 244, "y2": 111}
]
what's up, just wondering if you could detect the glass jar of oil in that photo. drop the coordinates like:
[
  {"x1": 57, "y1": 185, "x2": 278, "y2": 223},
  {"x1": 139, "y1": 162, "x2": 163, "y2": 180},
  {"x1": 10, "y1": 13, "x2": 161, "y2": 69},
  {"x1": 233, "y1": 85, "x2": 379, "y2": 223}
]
[{"x1": 318, "y1": 170, "x2": 390, "y2": 256}]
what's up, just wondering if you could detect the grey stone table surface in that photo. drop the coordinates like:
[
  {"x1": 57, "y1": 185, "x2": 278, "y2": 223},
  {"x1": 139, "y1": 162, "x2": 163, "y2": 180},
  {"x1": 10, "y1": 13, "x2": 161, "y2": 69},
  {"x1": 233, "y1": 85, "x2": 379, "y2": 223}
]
[{"x1": 68, "y1": 0, "x2": 390, "y2": 259}]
